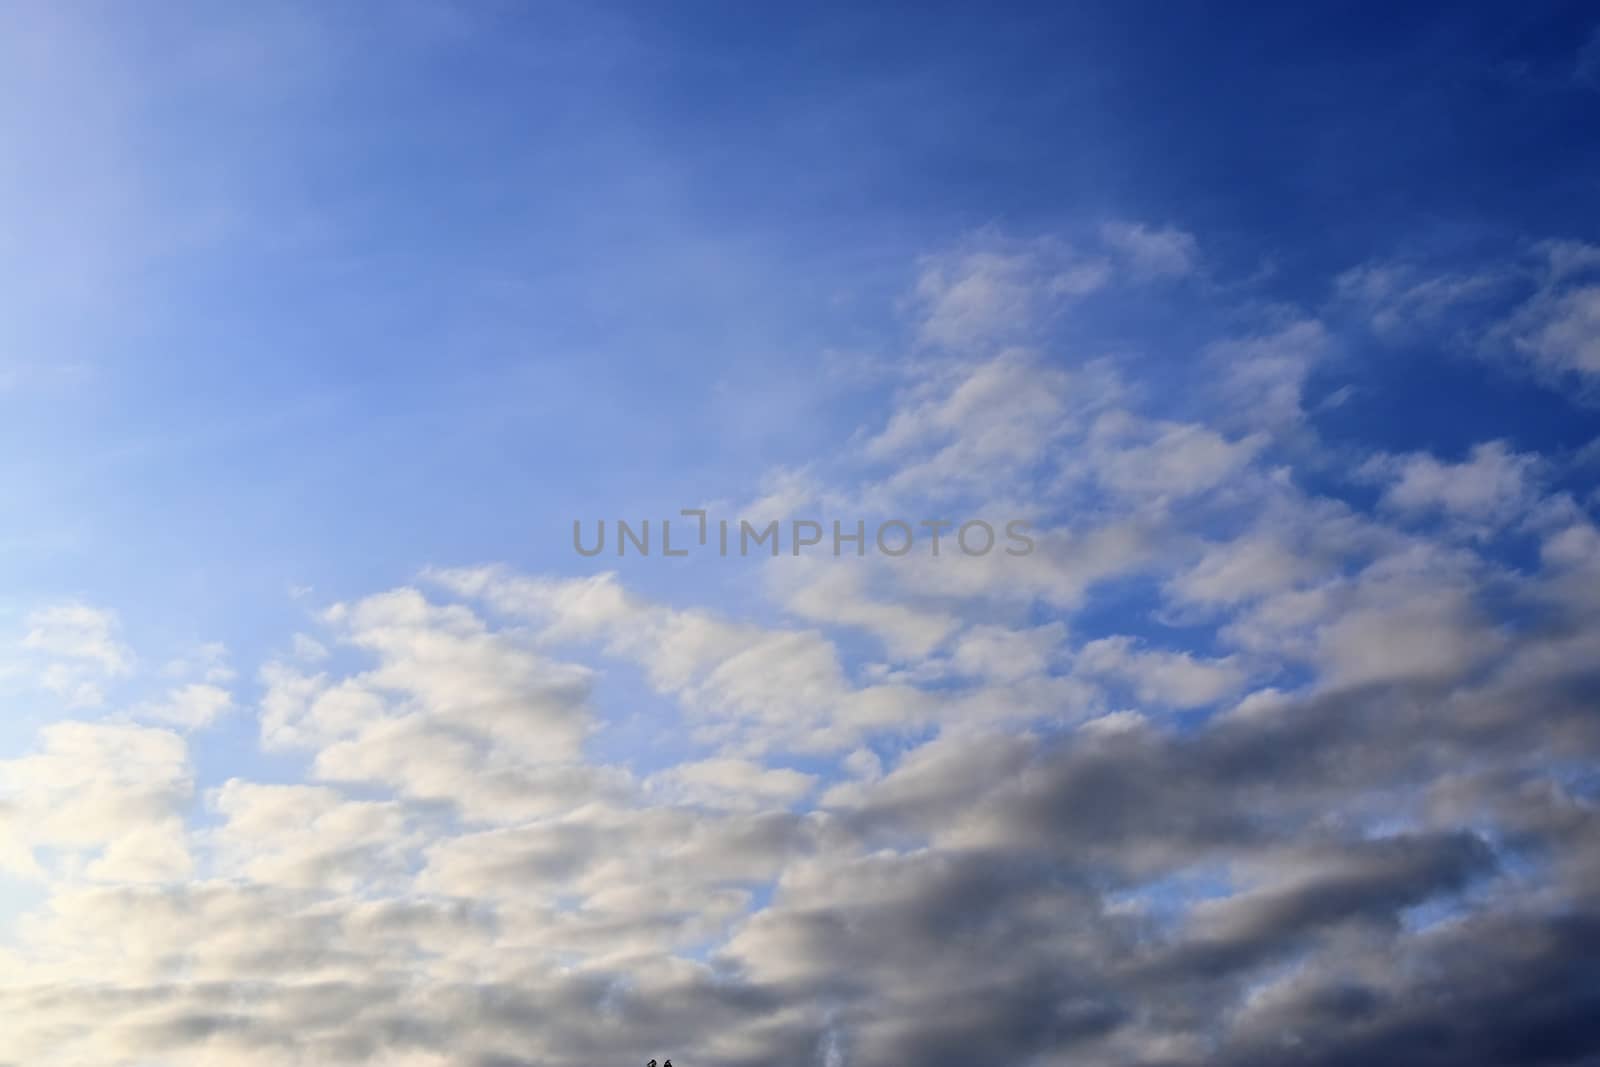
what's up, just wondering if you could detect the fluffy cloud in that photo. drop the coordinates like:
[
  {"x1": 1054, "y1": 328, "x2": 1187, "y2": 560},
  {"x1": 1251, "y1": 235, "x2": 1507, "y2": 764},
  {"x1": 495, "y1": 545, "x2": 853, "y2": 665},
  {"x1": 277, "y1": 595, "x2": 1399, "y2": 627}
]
[
  {"x1": 648, "y1": 758, "x2": 818, "y2": 811},
  {"x1": 1075, "y1": 636, "x2": 1248, "y2": 709},
  {"x1": 18, "y1": 602, "x2": 134, "y2": 708},
  {"x1": 0, "y1": 721, "x2": 192, "y2": 882},
  {"x1": 1364, "y1": 440, "x2": 1541, "y2": 527},
  {"x1": 133, "y1": 681, "x2": 234, "y2": 729}
]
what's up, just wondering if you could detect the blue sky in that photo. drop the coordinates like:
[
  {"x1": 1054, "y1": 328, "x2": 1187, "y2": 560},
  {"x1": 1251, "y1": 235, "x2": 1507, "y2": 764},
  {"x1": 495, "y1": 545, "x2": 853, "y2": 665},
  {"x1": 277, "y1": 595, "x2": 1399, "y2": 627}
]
[
  {"x1": 7, "y1": 2, "x2": 1596, "y2": 624},
  {"x1": 2, "y1": 4, "x2": 1600, "y2": 1066}
]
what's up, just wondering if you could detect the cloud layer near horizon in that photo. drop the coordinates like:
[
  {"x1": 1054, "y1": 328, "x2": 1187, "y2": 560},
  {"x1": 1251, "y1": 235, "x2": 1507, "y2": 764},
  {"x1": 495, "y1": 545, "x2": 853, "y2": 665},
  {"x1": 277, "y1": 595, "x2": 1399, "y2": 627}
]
[{"x1": 4, "y1": 226, "x2": 1600, "y2": 1067}]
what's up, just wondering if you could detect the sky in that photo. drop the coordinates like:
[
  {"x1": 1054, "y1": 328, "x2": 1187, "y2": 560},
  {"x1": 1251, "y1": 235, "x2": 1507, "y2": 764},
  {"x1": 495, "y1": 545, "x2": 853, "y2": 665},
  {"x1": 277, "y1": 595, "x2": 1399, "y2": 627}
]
[{"x1": 2, "y1": 2, "x2": 1600, "y2": 1065}]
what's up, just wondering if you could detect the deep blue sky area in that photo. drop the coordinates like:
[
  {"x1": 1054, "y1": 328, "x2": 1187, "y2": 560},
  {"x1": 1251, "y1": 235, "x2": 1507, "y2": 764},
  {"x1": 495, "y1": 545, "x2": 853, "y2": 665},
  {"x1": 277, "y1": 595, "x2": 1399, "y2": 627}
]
[{"x1": 619, "y1": 1, "x2": 1600, "y2": 270}]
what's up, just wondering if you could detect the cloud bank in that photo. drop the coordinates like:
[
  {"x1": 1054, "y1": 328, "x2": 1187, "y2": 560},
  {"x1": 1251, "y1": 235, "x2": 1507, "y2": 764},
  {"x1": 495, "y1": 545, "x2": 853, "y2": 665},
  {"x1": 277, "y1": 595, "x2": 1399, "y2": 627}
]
[{"x1": 4, "y1": 226, "x2": 1600, "y2": 1067}]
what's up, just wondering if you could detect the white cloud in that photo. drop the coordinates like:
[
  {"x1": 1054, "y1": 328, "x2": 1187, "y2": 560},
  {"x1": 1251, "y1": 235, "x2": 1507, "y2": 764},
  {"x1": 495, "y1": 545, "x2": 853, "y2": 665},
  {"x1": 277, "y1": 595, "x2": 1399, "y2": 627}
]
[
  {"x1": 949, "y1": 622, "x2": 1067, "y2": 682},
  {"x1": 1088, "y1": 411, "x2": 1265, "y2": 498},
  {"x1": 132, "y1": 682, "x2": 234, "y2": 730},
  {"x1": 1167, "y1": 534, "x2": 1317, "y2": 607},
  {"x1": 776, "y1": 560, "x2": 959, "y2": 660},
  {"x1": 0, "y1": 721, "x2": 192, "y2": 882},
  {"x1": 1208, "y1": 319, "x2": 1330, "y2": 427},
  {"x1": 1100, "y1": 220, "x2": 1199, "y2": 278},
  {"x1": 1508, "y1": 283, "x2": 1600, "y2": 379},
  {"x1": 911, "y1": 234, "x2": 1109, "y2": 349},
  {"x1": 1365, "y1": 440, "x2": 1540, "y2": 525},
  {"x1": 19, "y1": 601, "x2": 134, "y2": 707},
  {"x1": 648, "y1": 758, "x2": 817, "y2": 811},
  {"x1": 863, "y1": 348, "x2": 1075, "y2": 497},
  {"x1": 1076, "y1": 636, "x2": 1248, "y2": 709},
  {"x1": 208, "y1": 779, "x2": 419, "y2": 891}
]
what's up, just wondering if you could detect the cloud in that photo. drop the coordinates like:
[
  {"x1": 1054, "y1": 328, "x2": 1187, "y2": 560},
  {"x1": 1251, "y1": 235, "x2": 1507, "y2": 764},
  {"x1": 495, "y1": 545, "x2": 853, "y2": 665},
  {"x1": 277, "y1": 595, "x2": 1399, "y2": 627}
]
[
  {"x1": 648, "y1": 758, "x2": 818, "y2": 811},
  {"x1": 260, "y1": 588, "x2": 614, "y2": 822},
  {"x1": 908, "y1": 223, "x2": 1198, "y2": 352},
  {"x1": 1100, "y1": 221, "x2": 1200, "y2": 279},
  {"x1": 775, "y1": 560, "x2": 960, "y2": 660},
  {"x1": 1340, "y1": 239, "x2": 1600, "y2": 399},
  {"x1": 21, "y1": 603, "x2": 132, "y2": 673},
  {"x1": 1335, "y1": 260, "x2": 1508, "y2": 340},
  {"x1": 4, "y1": 227, "x2": 1600, "y2": 1067},
  {"x1": 433, "y1": 566, "x2": 932, "y2": 755},
  {"x1": 0, "y1": 721, "x2": 192, "y2": 883},
  {"x1": 208, "y1": 780, "x2": 418, "y2": 891},
  {"x1": 862, "y1": 347, "x2": 1075, "y2": 492},
  {"x1": 1207, "y1": 319, "x2": 1331, "y2": 427},
  {"x1": 132, "y1": 682, "x2": 234, "y2": 729},
  {"x1": 1363, "y1": 440, "x2": 1541, "y2": 527},
  {"x1": 1087, "y1": 411, "x2": 1265, "y2": 498},
  {"x1": 1167, "y1": 533, "x2": 1319, "y2": 607},
  {"x1": 1505, "y1": 283, "x2": 1600, "y2": 379},
  {"x1": 1076, "y1": 636, "x2": 1248, "y2": 709},
  {"x1": 18, "y1": 601, "x2": 134, "y2": 708},
  {"x1": 911, "y1": 234, "x2": 1109, "y2": 349}
]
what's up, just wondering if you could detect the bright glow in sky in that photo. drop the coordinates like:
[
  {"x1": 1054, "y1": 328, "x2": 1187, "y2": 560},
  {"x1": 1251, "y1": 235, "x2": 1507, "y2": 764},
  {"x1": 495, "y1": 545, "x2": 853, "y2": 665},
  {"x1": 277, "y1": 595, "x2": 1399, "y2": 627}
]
[{"x1": 3, "y1": 4, "x2": 1600, "y2": 1066}]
